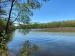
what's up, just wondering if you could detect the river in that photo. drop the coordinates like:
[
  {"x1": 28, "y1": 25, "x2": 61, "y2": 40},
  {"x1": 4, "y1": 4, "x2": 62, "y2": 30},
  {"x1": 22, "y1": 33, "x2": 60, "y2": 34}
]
[{"x1": 1, "y1": 29, "x2": 75, "y2": 56}]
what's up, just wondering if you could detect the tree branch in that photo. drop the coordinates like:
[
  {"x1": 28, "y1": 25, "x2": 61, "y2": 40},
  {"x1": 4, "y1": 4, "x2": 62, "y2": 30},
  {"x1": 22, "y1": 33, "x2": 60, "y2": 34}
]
[{"x1": 11, "y1": 11, "x2": 20, "y2": 24}]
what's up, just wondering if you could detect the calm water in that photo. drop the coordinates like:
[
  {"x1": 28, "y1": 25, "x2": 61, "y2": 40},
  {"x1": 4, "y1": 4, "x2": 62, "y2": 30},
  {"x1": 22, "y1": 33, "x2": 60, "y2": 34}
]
[{"x1": 6, "y1": 29, "x2": 75, "y2": 56}]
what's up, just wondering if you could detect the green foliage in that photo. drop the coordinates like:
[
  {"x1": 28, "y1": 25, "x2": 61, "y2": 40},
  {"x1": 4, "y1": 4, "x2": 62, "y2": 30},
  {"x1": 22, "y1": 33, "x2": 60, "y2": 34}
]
[
  {"x1": 14, "y1": 0, "x2": 47, "y2": 24},
  {"x1": 0, "y1": 0, "x2": 6, "y2": 18},
  {"x1": 0, "y1": 0, "x2": 49, "y2": 33},
  {"x1": 0, "y1": 8, "x2": 6, "y2": 15},
  {"x1": 0, "y1": 18, "x2": 15, "y2": 36},
  {"x1": 1, "y1": 0, "x2": 48, "y2": 24},
  {"x1": 0, "y1": 31, "x2": 14, "y2": 49},
  {"x1": 20, "y1": 20, "x2": 75, "y2": 29},
  {"x1": 0, "y1": 19, "x2": 6, "y2": 32}
]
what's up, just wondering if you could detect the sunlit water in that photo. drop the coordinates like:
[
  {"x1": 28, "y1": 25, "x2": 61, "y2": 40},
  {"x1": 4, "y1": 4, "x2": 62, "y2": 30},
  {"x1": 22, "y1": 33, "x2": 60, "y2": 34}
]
[{"x1": 6, "y1": 29, "x2": 75, "y2": 56}]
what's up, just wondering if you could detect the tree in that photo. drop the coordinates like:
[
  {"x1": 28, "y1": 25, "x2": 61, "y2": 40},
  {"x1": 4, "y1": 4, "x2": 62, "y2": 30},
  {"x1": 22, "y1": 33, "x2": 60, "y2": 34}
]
[
  {"x1": 0, "y1": 0, "x2": 49, "y2": 34},
  {"x1": 0, "y1": 0, "x2": 6, "y2": 18}
]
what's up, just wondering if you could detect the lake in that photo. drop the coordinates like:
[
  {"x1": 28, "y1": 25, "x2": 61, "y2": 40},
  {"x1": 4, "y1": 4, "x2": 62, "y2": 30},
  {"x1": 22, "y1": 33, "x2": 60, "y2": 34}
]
[{"x1": 4, "y1": 29, "x2": 75, "y2": 56}]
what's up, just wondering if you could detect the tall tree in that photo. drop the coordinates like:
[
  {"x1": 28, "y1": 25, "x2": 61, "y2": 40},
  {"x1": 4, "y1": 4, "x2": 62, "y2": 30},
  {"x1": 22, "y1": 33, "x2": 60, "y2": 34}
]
[
  {"x1": 5, "y1": 0, "x2": 15, "y2": 34},
  {"x1": 1, "y1": 0, "x2": 49, "y2": 34}
]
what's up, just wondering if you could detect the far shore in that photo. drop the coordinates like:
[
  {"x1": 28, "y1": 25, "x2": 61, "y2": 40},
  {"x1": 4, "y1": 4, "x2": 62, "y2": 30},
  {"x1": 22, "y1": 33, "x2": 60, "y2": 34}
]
[{"x1": 32, "y1": 27, "x2": 75, "y2": 32}]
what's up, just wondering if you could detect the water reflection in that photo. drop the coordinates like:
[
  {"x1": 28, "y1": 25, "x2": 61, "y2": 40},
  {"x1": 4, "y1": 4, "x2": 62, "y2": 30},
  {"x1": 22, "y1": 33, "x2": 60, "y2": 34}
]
[
  {"x1": 7, "y1": 40, "x2": 39, "y2": 56},
  {"x1": 0, "y1": 29, "x2": 37, "y2": 56},
  {"x1": 18, "y1": 40, "x2": 39, "y2": 56},
  {"x1": 0, "y1": 40, "x2": 39, "y2": 56},
  {"x1": 7, "y1": 29, "x2": 39, "y2": 56},
  {"x1": 1, "y1": 29, "x2": 75, "y2": 56},
  {"x1": 18, "y1": 29, "x2": 31, "y2": 35}
]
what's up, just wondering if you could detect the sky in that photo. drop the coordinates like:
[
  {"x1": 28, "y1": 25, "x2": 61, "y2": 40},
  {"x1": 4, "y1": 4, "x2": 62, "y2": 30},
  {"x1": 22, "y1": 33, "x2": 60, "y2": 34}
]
[{"x1": 31, "y1": 0, "x2": 75, "y2": 23}]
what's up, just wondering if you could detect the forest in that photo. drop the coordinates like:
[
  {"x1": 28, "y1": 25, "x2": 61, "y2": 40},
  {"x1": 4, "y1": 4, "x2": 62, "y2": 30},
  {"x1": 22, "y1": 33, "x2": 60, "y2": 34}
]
[{"x1": 19, "y1": 20, "x2": 75, "y2": 29}]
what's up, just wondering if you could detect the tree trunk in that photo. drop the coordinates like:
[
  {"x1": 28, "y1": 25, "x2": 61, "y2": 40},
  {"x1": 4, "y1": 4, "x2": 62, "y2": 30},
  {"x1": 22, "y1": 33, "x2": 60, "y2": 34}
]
[{"x1": 5, "y1": 0, "x2": 15, "y2": 34}]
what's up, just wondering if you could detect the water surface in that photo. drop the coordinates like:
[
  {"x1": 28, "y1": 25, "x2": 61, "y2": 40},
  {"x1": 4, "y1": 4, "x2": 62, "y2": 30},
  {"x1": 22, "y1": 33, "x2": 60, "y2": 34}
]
[{"x1": 6, "y1": 29, "x2": 75, "y2": 56}]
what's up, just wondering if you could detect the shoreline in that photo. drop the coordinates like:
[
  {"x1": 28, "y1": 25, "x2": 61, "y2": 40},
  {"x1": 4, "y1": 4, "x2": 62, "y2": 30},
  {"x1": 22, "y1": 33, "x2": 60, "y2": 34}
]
[{"x1": 32, "y1": 27, "x2": 75, "y2": 32}]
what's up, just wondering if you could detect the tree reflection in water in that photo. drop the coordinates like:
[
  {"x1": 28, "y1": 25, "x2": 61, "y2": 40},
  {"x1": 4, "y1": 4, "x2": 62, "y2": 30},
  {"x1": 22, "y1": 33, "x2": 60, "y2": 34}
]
[
  {"x1": 18, "y1": 40, "x2": 39, "y2": 56},
  {"x1": 18, "y1": 29, "x2": 39, "y2": 56},
  {"x1": 8, "y1": 40, "x2": 39, "y2": 56},
  {"x1": 0, "y1": 29, "x2": 39, "y2": 56},
  {"x1": 18, "y1": 29, "x2": 31, "y2": 35}
]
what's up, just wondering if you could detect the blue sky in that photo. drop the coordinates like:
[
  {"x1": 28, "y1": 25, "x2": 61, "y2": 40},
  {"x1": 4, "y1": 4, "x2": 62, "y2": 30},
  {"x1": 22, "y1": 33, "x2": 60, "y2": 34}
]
[{"x1": 31, "y1": 0, "x2": 75, "y2": 23}]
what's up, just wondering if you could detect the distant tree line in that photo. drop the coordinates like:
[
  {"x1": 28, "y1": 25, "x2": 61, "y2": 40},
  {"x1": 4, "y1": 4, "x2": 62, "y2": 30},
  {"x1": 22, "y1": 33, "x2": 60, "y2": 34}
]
[{"x1": 19, "y1": 20, "x2": 75, "y2": 29}]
